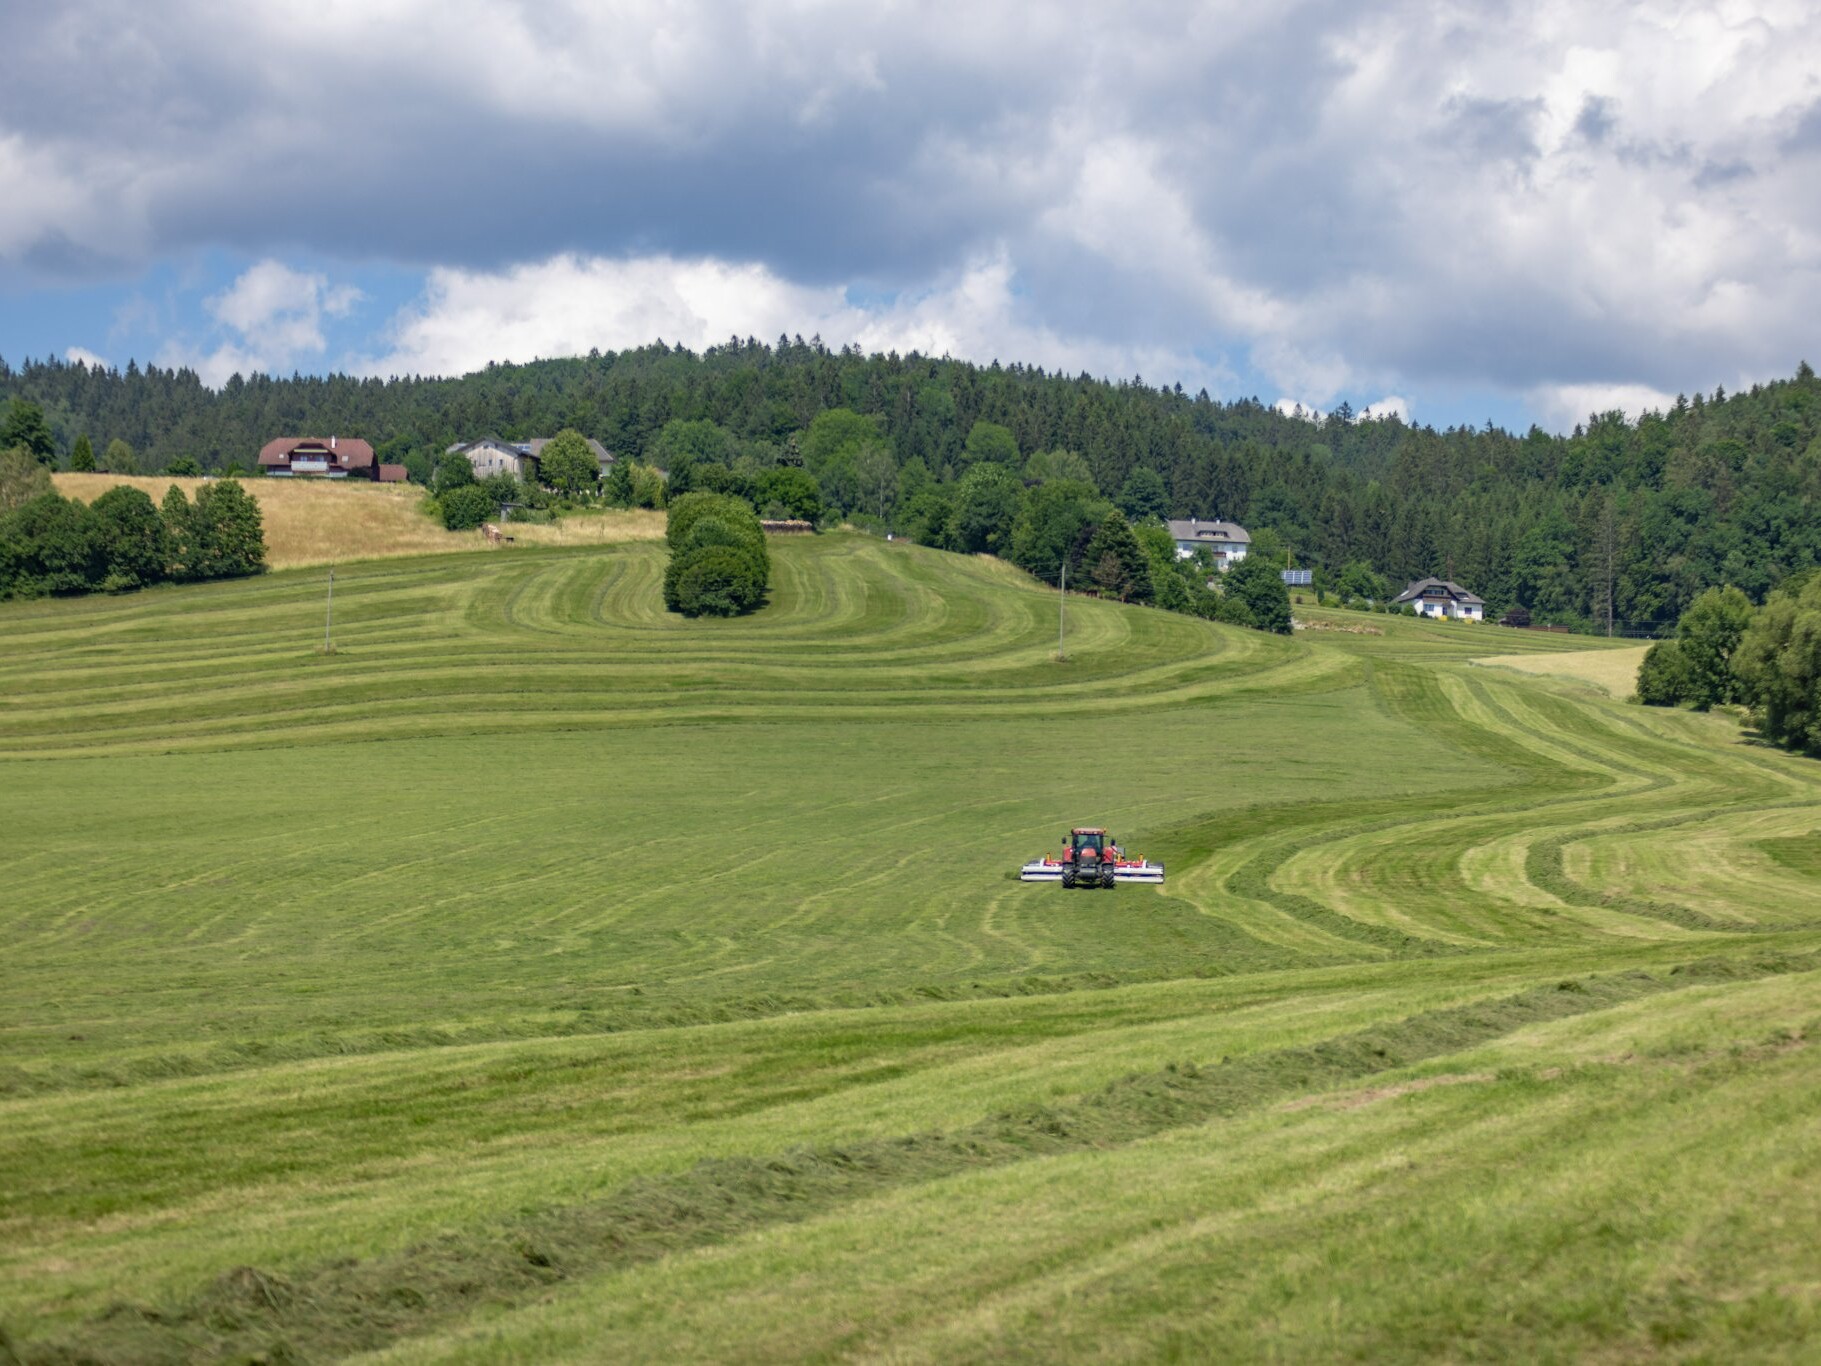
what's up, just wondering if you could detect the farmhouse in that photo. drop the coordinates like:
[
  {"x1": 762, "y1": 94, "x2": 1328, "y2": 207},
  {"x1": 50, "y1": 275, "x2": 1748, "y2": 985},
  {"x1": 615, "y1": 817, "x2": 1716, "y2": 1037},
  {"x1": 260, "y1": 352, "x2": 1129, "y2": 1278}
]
[
  {"x1": 526, "y1": 435, "x2": 614, "y2": 479},
  {"x1": 1167, "y1": 518, "x2": 1250, "y2": 567},
  {"x1": 448, "y1": 436, "x2": 616, "y2": 482},
  {"x1": 259, "y1": 437, "x2": 403, "y2": 481},
  {"x1": 447, "y1": 437, "x2": 534, "y2": 481},
  {"x1": 1394, "y1": 577, "x2": 1485, "y2": 620}
]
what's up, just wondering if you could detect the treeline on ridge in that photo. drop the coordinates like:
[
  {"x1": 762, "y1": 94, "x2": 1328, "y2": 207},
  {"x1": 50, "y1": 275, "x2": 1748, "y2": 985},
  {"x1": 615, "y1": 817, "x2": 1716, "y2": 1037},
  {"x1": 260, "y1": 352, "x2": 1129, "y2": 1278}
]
[{"x1": 4, "y1": 340, "x2": 1821, "y2": 632}]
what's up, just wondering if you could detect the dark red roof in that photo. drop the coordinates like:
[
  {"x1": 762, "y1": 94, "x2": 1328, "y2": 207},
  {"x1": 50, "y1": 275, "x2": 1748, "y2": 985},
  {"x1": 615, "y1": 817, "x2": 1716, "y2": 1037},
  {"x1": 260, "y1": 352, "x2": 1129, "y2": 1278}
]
[
  {"x1": 377, "y1": 464, "x2": 407, "y2": 483},
  {"x1": 258, "y1": 437, "x2": 376, "y2": 469}
]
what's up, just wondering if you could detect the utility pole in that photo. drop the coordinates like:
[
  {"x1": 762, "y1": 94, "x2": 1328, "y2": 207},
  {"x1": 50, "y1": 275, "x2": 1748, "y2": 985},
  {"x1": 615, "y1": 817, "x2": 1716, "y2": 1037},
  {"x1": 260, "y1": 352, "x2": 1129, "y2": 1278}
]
[
  {"x1": 1057, "y1": 558, "x2": 1067, "y2": 662},
  {"x1": 323, "y1": 566, "x2": 335, "y2": 654}
]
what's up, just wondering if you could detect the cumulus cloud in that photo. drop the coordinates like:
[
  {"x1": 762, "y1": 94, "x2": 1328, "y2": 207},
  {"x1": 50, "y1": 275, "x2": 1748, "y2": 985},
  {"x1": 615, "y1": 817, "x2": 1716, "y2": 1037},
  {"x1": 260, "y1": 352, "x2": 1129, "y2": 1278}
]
[
  {"x1": 6, "y1": 3, "x2": 1821, "y2": 419},
  {"x1": 66, "y1": 346, "x2": 108, "y2": 369},
  {"x1": 161, "y1": 260, "x2": 364, "y2": 386},
  {"x1": 1530, "y1": 381, "x2": 1680, "y2": 433},
  {"x1": 363, "y1": 250, "x2": 1229, "y2": 394},
  {"x1": 1360, "y1": 396, "x2": 1410, "y2": 423}
]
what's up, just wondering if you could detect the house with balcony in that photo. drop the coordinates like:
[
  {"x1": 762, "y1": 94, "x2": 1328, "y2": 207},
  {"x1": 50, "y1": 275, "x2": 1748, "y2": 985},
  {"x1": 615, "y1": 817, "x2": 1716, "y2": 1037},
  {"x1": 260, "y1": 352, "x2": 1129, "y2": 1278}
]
[
  {"x1": 1393, "y1": 577, "x2": 1485, "y2": 620},
  {"x1": 258, "y1": 437, "x2": 402, "y2": 481},
  {"x1": 1166, "y1": 518, "x2": 1250, "y2": 568}
]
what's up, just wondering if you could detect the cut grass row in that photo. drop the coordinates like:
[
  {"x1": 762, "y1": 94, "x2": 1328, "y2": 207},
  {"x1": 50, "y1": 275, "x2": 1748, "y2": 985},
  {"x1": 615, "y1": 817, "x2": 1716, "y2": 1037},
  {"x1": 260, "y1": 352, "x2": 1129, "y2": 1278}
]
[{"x1": 4, "y1": 535, "x2": 1821, "y2": 1360}]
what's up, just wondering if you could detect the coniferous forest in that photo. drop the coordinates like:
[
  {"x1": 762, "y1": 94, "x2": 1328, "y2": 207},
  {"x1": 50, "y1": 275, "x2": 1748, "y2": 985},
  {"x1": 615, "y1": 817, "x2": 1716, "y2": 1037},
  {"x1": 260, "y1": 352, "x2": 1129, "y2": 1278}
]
[{"x1": 5, "y1": 340, "x2": 1820, "y2": 632}]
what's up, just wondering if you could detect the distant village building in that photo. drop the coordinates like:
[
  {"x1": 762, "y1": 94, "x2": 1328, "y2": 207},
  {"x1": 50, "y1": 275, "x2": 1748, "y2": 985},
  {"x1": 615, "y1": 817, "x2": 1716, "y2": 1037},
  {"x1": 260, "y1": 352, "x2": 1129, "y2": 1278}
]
[
  {"x1": 447, "y1": 436, "x2": 615, "y2": 483},
  {"x1": 1393, "y1": 578, "x2": 1485, "y2": 620},
  {"x1": 1166, "y1": 518, "x2": 1250, "y2": 568},
  {"x1": 259, "y1": 437, "x2": 403, "y2": 482}
]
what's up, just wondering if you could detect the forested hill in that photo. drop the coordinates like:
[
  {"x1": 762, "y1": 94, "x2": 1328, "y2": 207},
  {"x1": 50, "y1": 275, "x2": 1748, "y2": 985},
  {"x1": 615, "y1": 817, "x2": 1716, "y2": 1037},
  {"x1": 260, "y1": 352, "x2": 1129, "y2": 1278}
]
[{"x1": 5, "y1": 341, "x2": 1819, "y2": 632}]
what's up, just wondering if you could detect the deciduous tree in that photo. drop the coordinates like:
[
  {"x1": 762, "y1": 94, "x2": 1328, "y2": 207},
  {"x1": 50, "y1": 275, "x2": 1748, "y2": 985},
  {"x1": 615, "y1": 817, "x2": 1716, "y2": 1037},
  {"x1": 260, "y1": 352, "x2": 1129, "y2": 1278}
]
[{"x1": 536, "y1": 429, "x2": 600, "y2": 495}]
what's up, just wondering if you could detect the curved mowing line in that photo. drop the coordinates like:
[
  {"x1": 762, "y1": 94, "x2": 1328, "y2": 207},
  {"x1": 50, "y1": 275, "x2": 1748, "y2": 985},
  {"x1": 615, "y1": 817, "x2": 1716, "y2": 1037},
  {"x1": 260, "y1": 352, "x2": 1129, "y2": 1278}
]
[{"x1": 0, "y1": 539, "x2": 1338, "y2": 758}]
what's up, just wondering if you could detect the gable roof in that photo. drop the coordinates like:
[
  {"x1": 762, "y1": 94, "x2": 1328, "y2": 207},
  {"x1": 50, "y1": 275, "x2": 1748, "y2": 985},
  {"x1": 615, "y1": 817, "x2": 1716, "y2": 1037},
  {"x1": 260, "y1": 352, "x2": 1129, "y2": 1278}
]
[
  {"x1": 1393, "y1": 577, "x2": 1484, "y2": 605},
  {"x1": 259, "y1": 437, "x2": 375, "y2": 469},
  {"x1": 446, "y1": 437, "x2": 522, "y2": 457},
  {"x1": 1165, "y1": 518, "x2": 1250, "y2": 544},
  {"x1": 526, "y1": 436, "x2": 613, "y2": 463}
]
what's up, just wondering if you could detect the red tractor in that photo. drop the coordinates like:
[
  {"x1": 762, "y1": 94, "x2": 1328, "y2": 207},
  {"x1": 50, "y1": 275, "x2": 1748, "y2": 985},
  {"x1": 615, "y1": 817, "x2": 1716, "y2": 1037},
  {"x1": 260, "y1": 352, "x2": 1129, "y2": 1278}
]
[
  {"x1": 1059, "y1": 827, "x2": 1119, "y2": 889},
  {"x1": 1018, "y1": 828, "x2": 1166, "y2": 887}
]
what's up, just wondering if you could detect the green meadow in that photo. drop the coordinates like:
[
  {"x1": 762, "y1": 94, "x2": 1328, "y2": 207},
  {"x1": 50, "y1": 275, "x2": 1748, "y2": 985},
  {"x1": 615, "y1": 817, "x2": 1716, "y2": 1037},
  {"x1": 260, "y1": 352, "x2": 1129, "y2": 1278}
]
[{"x1": 3, "y1": 535, "x2": 1819, "y2": 1363}]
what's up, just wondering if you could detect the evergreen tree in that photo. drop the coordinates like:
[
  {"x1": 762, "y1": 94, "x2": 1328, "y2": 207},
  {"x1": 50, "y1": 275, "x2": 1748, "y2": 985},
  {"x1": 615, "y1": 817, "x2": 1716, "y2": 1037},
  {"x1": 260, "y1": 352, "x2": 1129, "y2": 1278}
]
[
  {"x1": 1116, "y1": 466, "x2": 1169, "y2": 521},
  {"x1": 69, "y1": 433, "x2": 96, "y2": 472},
  {"x1": 1081, "y1": 512, "x2": 1154, "y2": 602},
  {"x1": 1, "y1": 399, "x2": 55, "y2": 463}
]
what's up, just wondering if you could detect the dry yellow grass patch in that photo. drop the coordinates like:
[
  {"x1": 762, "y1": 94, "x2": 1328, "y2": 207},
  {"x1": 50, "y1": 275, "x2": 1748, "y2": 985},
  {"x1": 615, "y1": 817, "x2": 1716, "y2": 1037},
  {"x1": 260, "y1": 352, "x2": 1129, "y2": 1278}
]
[
  {"x1": 52, "y1": 474, "x2": 665, "y2": 570},
  {"x1": 1474, "y1": 643, "x2": 1651, "y2": 698}
]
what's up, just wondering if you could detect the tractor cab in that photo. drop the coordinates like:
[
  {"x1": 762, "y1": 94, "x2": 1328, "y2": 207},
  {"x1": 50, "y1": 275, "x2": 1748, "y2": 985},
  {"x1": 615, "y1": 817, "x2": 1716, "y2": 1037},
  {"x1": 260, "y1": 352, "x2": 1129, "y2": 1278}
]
[{"x1": 1069, "y1": 828, "x2": 1108, "y2": 857}]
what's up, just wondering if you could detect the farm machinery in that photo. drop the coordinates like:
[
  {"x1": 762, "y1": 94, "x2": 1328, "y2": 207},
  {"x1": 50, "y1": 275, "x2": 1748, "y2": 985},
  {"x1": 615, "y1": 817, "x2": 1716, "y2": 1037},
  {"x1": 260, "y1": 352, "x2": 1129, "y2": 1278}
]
[{"x1": 1019, "y1": 827, "x2": 1165, "y2": 887}]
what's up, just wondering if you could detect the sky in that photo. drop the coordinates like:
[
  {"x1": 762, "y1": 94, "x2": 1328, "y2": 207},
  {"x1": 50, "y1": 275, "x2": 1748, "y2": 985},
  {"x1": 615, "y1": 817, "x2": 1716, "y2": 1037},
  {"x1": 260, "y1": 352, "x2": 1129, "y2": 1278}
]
[{"x1": 3, "y1": 1, "x2": 1819, "y2": 434}]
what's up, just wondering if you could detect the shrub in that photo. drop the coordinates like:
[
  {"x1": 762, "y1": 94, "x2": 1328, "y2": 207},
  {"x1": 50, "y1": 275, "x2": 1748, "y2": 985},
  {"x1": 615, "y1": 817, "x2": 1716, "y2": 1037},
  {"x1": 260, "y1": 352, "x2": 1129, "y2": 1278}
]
[
  {"x1": 664, "y1": 492, "x2": 770, "y2": 617},
  {"x1": 1635, "y1": 639, "x2": 1694, "y2": 706},
  {"x1": 666, "y1": 545, "x2": 768, "y2": 617},
  {"x1": 440, "y1": 484, "x2": 495, "y2": 531}
]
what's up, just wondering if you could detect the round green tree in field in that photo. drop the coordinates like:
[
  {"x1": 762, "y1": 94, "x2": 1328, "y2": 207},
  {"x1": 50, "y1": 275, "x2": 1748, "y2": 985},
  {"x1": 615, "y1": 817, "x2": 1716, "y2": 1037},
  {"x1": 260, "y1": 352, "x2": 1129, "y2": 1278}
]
[
  {"x1": 1224, "y1": 553, "x2": 1293, "y2": 634},
  {"x1": 536, "y1": 430, "x2": 599, "y2": 496},
  {"x1": 664, "y1": 492, "x2": 770, "y2": 617}
]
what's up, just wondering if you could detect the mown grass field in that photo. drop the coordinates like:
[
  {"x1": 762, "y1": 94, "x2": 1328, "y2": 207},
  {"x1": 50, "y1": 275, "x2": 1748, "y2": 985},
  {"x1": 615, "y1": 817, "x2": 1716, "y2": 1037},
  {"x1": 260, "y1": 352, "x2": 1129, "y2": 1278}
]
[{"x1": 3, "y1": 535, "x2": 1819, "y2": 1363}]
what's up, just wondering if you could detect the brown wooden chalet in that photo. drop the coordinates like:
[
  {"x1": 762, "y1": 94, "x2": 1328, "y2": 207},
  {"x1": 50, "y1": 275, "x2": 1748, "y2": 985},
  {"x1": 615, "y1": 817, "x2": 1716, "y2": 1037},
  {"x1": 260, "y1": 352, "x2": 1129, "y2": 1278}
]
[{"x1": 259, "y1": 437, "x2": 404, "y2": 482}]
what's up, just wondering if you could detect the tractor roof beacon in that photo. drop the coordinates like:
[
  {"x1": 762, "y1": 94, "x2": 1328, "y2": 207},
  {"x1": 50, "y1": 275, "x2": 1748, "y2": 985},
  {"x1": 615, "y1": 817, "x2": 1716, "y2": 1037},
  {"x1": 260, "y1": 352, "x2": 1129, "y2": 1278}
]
[{"x1": 1018, "y1": 828, "x2": 1165, "y2": 886}]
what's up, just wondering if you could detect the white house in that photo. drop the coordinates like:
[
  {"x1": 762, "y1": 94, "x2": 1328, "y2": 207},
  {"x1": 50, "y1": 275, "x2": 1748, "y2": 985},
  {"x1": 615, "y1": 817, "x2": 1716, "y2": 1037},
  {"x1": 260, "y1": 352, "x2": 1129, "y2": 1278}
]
[
  {"x1": 1166, "y1": 518, "x2": 1250, "y2": 568},
  {"x1": 1393, "y1": 578, "x2": 1485, "y2": 620}
]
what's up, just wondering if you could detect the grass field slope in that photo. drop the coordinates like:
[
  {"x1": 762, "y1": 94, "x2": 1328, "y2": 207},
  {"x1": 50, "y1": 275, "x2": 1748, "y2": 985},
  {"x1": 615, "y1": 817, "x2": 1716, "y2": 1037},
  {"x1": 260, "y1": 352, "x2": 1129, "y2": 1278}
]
[
  {"x1": 52, "y1": 473, "x2": 666, "y2": 569},
  {"x1": 3, "y1": 535, "x2": 1819, "y2": 1363}
]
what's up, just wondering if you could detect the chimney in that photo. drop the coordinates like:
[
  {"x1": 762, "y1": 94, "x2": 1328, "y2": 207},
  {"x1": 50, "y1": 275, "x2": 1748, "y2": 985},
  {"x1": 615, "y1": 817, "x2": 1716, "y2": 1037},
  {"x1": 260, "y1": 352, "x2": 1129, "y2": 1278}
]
[{"x1": 331, "y1": 435, "x2": 337, "y2": 449}]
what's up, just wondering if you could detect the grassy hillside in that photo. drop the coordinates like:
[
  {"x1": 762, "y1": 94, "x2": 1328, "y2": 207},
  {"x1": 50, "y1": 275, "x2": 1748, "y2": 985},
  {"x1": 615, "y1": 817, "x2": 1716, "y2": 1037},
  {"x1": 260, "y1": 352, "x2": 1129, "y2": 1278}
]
[
  {"x1": 51, "y1": 473, "x2": 665, "y2": 570},
  {"x1": 2, "y1": 536, "x2": 1818, "y2": 1363}
]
